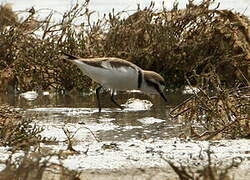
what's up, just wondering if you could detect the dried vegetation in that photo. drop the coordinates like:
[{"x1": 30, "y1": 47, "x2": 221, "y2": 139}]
[
  {"x1": 164, "y1": 148, "x2": 243, "y2": 180},
  {"x1": 170, "y1": 85, "x2": 249, "y2": 139},
  {"x1": 0, "y1": 149, "x2": 80, "y2": 180},
  {"x1": 0, "y1": 104, "x2": 80, "y2": 180},
  {"x1": 0, "y1": 104, "x2": 46, "y2": 149},
  {"x1": 0, "y1": 0, "x2": 249, "y2": 92}
]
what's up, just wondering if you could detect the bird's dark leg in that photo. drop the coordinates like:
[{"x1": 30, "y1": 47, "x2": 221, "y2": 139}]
[
  {"x1": 96, "y1": 86, "x2": 103, "y2": 112},
  {"x1": 111, "y1": 91, "x2": 124, "y2": 110}
]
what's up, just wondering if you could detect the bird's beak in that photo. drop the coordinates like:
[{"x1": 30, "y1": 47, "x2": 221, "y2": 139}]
[{"x1": 157, "y1": 86, "x2": 167, "y2": 102}]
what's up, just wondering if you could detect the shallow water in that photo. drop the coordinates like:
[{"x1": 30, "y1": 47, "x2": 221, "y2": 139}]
[{"x1": 0, "y1": 91, "x2": 190, "y2": 141}]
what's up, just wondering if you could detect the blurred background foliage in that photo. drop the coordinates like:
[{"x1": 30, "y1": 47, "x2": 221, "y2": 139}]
[{"x1": 0, "y1": 0, "x2": 249, "y2": 93}]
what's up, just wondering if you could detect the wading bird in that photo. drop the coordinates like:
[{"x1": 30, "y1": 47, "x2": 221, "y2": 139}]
[{"x1": 61, "y1": 53, "x2": 167, "y2": 112}]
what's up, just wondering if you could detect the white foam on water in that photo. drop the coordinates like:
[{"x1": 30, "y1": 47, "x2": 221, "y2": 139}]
[
  {"x1": 34, "y1": 121, "x2": 119, "y2": 142},
  {"x1": 1, "y1": 124, "x2": 250, "y2": 174},
  {"x1": 20, "y1": 91, "x2": 38, "y2": 101},
  {"x1": 123, "y1": 98, "x2": 153, "y2": 111},
  {"x1": 137, "y1": 117, "x2": 165, "y2": 124},
  {"x1": 40, "y1": 138, "x2": 250, "y2": 171},
  {"x1": 26, "y1": 100, "x2": 153, "y2": 115}
]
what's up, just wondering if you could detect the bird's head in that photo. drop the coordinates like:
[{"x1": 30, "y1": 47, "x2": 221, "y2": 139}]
[{"x1": 141, "y1": 70, "x2": 167, "y2": 102}]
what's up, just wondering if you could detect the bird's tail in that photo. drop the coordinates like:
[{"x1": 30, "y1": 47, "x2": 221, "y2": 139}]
[{"x1": 61, "y1": 52, "x2": 79, "y2": 61}]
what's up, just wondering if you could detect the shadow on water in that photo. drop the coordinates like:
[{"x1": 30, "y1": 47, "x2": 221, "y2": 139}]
[{"x1": 0, "y1": 91, "x2": 190, "y2": 141}]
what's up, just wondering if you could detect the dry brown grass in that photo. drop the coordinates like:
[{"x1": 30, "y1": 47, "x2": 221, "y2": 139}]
[
  {"x1": 102, "y1": 0, "x2": 249, "y2": 88},
  {"x1": 169, "y1": 81, "x2": 249, "y2": 139},
  {"x1": 0, "y1": 0, "x2": 249, "y2": 92},
  {"x1": 0, "y1": 149, "x2": 81, "y2": 180},
  {"x1": 0, "y1": 104, "x2": 47, "y2": 149},
  {"x1": 163, "y1": 148, "x2": 243, "y2": 180},
  {"x1": 0, "y1": 104, "x2": 80, "y2": 180}
]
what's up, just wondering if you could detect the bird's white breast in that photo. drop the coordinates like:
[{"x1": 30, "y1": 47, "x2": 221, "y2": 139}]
[{"x1": 73, "y1": 60, "x2": 139, "y2": 91}]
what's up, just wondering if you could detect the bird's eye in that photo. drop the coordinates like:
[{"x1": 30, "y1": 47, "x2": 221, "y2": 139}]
[
  {"x1": 160, "y1": 84, "x2": 166, "y2": 91},
  {"x1": 159, "y1": 81, "x2": 165, "y2": 87}
]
